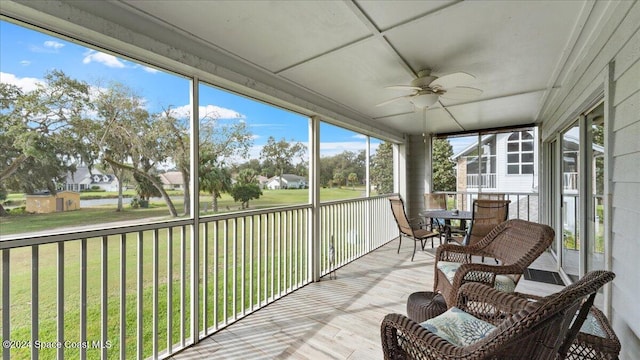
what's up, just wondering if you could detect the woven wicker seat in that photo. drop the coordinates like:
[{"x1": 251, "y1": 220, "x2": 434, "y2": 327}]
[
  {"x1": 434, "y1": 219, "x2": 554, "y2": 307},
  {"x1": 381, "y1": 270, "x2": 615, "y2": 360}
]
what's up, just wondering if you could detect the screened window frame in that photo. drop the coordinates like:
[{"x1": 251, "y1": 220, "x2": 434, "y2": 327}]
[{"x1": 506, "y1": 131, "x2": 535, "y2": 175}]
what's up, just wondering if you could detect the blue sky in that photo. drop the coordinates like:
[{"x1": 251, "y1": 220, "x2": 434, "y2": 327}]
[{"x1": 1, "y1": 20, "x2": 380, "y2": 162}]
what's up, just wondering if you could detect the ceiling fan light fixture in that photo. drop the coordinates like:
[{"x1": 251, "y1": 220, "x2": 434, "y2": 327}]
[{"x1": 410, "y1": 93, "x2": 439, "y2": 108}]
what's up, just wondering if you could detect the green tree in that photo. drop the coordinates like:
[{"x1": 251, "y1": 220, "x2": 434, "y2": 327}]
[
  {"x1": 260, "y1": 136, "x2": 306, "y2": 189},
  {"x1": 348, "y1": 172, "x2": 358, "y2": 190},
  {"x1": 371, "y1": 141, "x2": 394, "y2": 194},
  {"x1": 94, "y1": 82, "x2": 178, "y2": 216},
  {"x1": 333, "y1": 171, "x2": 345, "y2": 188},
  {"x1": 133, "y1": 172, "x2": 161, "y2": 202},
  {"x1": 593, "y1": 125, "x2": 604, "y2": 195},
  {"x1": 0, "y1": 71, "x2": 94, "y2": 215},
  {"x1": 199, "y1": 152, "x2": 232, "y2": 213},
  {"x1": 230, "y1": 183, "x2": 262, "y2": 209},
  {"x1": 432, "y1": 138, "x2": 456, "y2": 191},
  {"x1": 318, "y1": 150, "x2": 365, "y2": 188},
  {"x1": 154, "y1": 108, "x2": 191, "y2": 214},
  {"x1": 236, "y1": 168, "x2": 258, "y2": 185},
  {"x1": 0, "y1": 186, "x2": 7, "y2": 216}
]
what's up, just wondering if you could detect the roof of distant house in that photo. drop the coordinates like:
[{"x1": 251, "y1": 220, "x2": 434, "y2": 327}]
[
  {"x1": 65, "y1": 166, "x2": 114, "y2": 184},
  {"x1": 159, "y1": 171, "x2": 184, "y2": 185},
  {"x1": 267, "y1": 174, "x2": 306, "y2": 182}
]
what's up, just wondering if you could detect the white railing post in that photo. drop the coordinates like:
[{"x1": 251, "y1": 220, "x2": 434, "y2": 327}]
[
  {"x1": 309, "y1": 116, "x2": 321, "y2": 281},
  {"x1": 2, "y1": 250, "x2": 9, "y2": 360},
  {"x1": 189, "y1": 77, "x2": 200, "y2": 344}
]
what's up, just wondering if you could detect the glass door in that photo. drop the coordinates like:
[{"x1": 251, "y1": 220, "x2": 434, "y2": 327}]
[
  {"x1": 561, "y1": 123, "x2": 580, "y2": 281},
  {"x1": 559, "y1": 101, "x2": 607, "y2": 283},
  {"x1": 586, "y1": 103, "x2": 605, "y2": 272}
]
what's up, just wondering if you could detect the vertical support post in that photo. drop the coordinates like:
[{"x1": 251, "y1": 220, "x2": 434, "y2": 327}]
[
  {"x1": 189, "y1": 77, "x2": 201, "y2": 343},
  {"x1": 31, "y1": 246, "x2": 39, "y2": 360},
  {"x1": 101, "y1": 236, "x2": 108, "y2": 360},
  {"x1": 309, "y1": 116, "x2": 321, "y2": 282},
  {"x1": 365, "y1": 136, "x2": 371, "y2": 253},
  {"x1": 119, "y1": 234, "x2": 126, "y2": 359},
  {"x1": 80, "y1": 239, "x2": 87, "y2": 360},
  {"x1": 603, "y1": 61, "x2": 615, "y2": 317},
  {"x1": 57, "y1": 243, "x2": 64, "y2": 360},
  {"x1": 2, "y1": 250, "x2": 10, "y2": 360},
  {"x1": 136, "y1": 232, "x2": 143, "y2": 360},
  {"x1": 166, "y1": 228, "x2": 173, "y2": 355},
  {"x1": 578, "y1": 113, "x2": 588, "y2": 279}
]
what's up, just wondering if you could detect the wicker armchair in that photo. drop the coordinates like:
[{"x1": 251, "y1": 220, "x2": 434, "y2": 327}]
[
  {"x1": 381, "y1": 270, "x2": 615, "y2": 360},
  {"x1": 434, "y1": 219, "x2": 554, "y2": 307}
]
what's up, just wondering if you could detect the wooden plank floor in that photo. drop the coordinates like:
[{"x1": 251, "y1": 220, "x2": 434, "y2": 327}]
[{"x1": 170, "y1": 239, "x2": 563, "y2": 359}]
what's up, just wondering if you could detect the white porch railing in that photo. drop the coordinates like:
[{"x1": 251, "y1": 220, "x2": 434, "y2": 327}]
[
  {"x1": 466, "y1": 173, "x2": 497, "y2": 188},
  {"x1": 0, "y1": 195, "x2": 396, "y2": 359},
  {"x1": 438, "y1": 191, "x2": 540, "y2": 223}
]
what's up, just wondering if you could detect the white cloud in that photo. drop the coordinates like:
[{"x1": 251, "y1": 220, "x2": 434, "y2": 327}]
[
  {"x1": 82, "y1": 50, "x2": 126, "y2": 68},
  {"x1": 44, "y1": 40, "x2": 65, "y2": 50},
  {"x1": 320, "y1": 141, "x2": 368, "y2": 156},
  {"x1": 141, "y1": 65, "x2": 159, "y2": 74},
  {"x1": 20, "y1": 60, "x2": 31, "y2": 66},
  {"x1": 352, "y1": 134, "x2": 367, "y2": 139},
  {"x1": 0, "y1": 72, "x2": 43, "y2": 92},
  {"x1": 170, "y1": 104, "x2": 246, "y2": 120}
]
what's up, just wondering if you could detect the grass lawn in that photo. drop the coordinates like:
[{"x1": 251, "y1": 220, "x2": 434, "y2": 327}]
[
  {"x1": 1, "y1": 187, "x2": 367, "y2": 236},
  {"x1": 0, "y1": 186, "x2": 369, "y2": 359},
  {"x1": 2, "y1": 210, "x2": 312, "y2": 359}
]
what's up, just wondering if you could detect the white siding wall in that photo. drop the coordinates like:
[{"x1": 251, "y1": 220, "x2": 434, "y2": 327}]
[
  {"x1": 541, "y1": 2, "x2": 640, "y2": 358},
  {"x1": 494, "y1": 133, "x2": 539, "y2": 193}
]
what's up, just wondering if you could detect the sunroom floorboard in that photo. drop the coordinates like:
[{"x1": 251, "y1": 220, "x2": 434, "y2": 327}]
[{"x1": 170, "y1": 239, "x2": 563, "y2": 359}]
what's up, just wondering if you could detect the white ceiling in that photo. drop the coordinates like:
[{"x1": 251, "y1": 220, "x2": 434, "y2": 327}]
[{"x1": 4, "y1": 0, "x2": 614, "y2": 137}]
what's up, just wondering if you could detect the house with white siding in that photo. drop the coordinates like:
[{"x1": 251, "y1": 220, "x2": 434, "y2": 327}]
[
  {"x1": 265, "y1": 174, "x2": 307, "y2": 190},
  {"x1": 61, "y1": 166, "x2": 119, "y2": 192}
]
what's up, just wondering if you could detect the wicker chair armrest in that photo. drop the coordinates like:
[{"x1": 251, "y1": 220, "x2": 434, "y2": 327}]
[
  {"x1": 451, "y1": 263, "x2": 524, "y2": 290},
  {"x1": 512, "y1": 292, "x2": 544, "y2": 301},
  {"x1": 454, "y1": 283, "x2": 532, "y2": 324},
  {"x1": 435, "y1": 243, "x2": 475, "y2": 262},
  {"x1": 381, "y1": 313, "x2": 465, "y2": 360}
]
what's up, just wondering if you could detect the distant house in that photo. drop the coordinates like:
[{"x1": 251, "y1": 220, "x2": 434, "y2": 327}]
[
  {"x1": 452, "y1": 130, "x2": 539, "y2": 195},
  {"x1": 159, "y1": 171, "x2": 184, "y2": 190},
  {"x1": 256, "y1": 175, "x2": 269, "y2": 189},
  {"x1": 265, "y1": 174, "x2": 307, "y2": 190},
  {"x1": 62, "y1": 167, "x2": 119, "y2": 192}
]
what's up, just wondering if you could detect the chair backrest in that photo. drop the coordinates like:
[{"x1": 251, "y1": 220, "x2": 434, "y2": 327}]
[
  {"x1": 424, "y1": 193, "x2": 446, "y2": 210},
  {"x1": 473, "y1": 219, "x2": 554, "y2": 268},
  {"x1": 466, "y1": 199, "x2": 510, "y2": 246},
  {"x1": 389, "y1": 197, "x2": 414, "y2": 237},
  {"x1": 477, "y1": 193, "x2": 506, "y2": 200},
  {"x1": 463, "y1": 270, "x2": 615, "y2": 359}
]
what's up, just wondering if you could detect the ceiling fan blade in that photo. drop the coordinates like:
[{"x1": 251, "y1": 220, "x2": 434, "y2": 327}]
[
  {"x1": 439, "y1": 86, "x2": 483, "y2": 100},
  {"x1": 376, "y1": 95, "x2": 411, "y2": 107},
  {"x1": 429, "y1": 72, "x2": 475, "y2": 89},
  {"x1": 385, "y1": 85, "x2": 421, "y2": 91}
]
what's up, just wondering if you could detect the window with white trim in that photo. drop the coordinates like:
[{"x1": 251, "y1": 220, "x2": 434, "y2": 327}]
[{"x1": 507, "y1": 131, "x2": 534, "y2": 174}]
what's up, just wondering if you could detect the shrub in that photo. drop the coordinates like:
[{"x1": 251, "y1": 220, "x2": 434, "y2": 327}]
[{"x1": 7, "y1": 206, "x2": 27, "y2": 215}]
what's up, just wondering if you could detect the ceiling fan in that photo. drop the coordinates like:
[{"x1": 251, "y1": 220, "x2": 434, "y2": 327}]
[{"x1": 376, "y1": 70, "x2": 483, "y2": 108}]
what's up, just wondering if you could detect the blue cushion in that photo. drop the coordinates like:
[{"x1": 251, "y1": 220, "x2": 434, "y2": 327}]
[
  {"x1": 579, "y1": 312, "x2": 606, "y2": 337},
  {"x1": 437, "y1": 261, "x2": 516, "y2": 292},
  {"x1": 420, "y1": 307, "x2": 496, "y2": 346}
]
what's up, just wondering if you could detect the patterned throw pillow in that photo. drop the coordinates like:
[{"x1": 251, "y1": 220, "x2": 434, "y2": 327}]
[
  {"x1": 420, "y1": 307, "x2": 496, "y2": 346},
  {"x1": 579, "y1": 312, "x2": 606, "y2": 337},
  {"x1": 437, "y1": 261, "x2": 516, "y2": 292}
]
